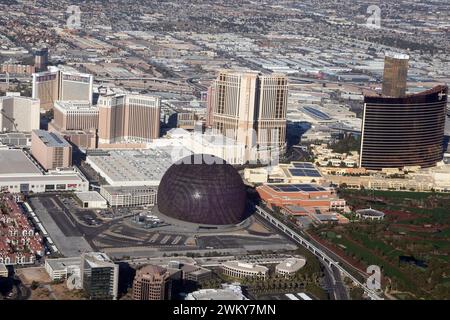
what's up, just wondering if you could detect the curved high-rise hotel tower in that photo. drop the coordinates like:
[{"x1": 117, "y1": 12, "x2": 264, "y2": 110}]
[{"x1": 360, "y1": 85, "x2": 448, "y2": 170}]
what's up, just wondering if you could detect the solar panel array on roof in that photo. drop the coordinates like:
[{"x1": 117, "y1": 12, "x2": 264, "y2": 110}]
[
  {"x1": 288, "y1": 168, "x2": 322, "y2": 177},
  {"x1": 292, "y1": 162, "x2": 315, "y2": 169},
  {"x1": 50, "y1": 132, "x2": 64, "y2": 144},
  {"x1": 269, "y1": 184, "x2": 327, "y2": 192}
]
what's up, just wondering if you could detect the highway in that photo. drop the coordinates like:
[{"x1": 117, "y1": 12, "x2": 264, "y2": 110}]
[{"x1": 323, "y1": 264, "x2": 350, "y2": 300}]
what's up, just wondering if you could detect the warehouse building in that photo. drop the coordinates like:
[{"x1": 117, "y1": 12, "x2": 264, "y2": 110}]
[
  {"x1": 0, "y1": 149, "x2": 88, "y2": 193},
  {"x1": 100, "y1": 185, "x2": 157, "y2": 207},
  {"x1": 75, "y1": 191, "x2": 107, "y2": 209},
  {"x1": 86, "y1": 148, "x2": 177, "y2": 187}
]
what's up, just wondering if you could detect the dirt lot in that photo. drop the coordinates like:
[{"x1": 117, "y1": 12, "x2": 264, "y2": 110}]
[
  {"x1": 51, "y1": 283, "x2": 86, "y2": 300},
  {"x1": 246, "y1": 219, "x2": 273, "y2": 234},
  {"x1": 16, "y1": 267, "x2": 50, "y2": 285},
  {"x1": 29, "y1": 287, "x2": 53, "y2": 300}
]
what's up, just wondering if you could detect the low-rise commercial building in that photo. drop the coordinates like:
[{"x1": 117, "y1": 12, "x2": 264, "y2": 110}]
[
  {"x1": 100, "y1": 185, "x2": 157, "y2": 207},
  {"x1": 244, "y1": 162, "x2": 325, "y2": 184},
  {"x1": 1, "y1": 63, "x2": 35, "y2": 75},
  {"x1": 323, "y1": 173, "x2": 437, "y2": 191},
  {"x1": 275, "y1": 257, "x2": 306, "y2": 277},
  {"x1": 0, "y1": 173, "x2": 88, "y2": 193},
  {"x1": 0, "y1": 132, "x2": 32, "y2": 148},
  {"x1": 312, "y1": 144, "x2": 360, "y2": 168},
  {"x1": 355, "y1": 209, "x2": 385, "y2": 221},
  {"x1": 180, "y1": 264, "x2": 212, "y2": 283},
  {"x1": 75, "y1": 191, "x2": 107, "y2": 209},
  {"x1": 221, "y1": 261, "x2": 268, "y2": 280},
  {"x1": 185, "y1": 283, "x2": 247, "y2": 300},
  {"x1": 244, "y1": 167, "x2": 268, "y2": 184},
  {"x1": 0, "y1": 149, "x2": 88, "y2": 193},
  {"x1": 268, "y1": 162, "x2": 325, "y2": 184},
  {"x1": 257, "y1": 183, "x2": 346, "y2": 212},
  {"x1": 44, "y1": 257, "x2": 81, "y2": 281}
]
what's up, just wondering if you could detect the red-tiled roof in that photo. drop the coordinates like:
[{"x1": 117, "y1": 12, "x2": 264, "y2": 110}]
[{"x1": 0, "y1": 193, "x2": 44, "y2": 264}]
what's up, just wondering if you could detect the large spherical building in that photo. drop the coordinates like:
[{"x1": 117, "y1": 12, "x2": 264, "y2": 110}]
[{"x1": 157, "y1": 154, "x2": 247, "y2": 226}]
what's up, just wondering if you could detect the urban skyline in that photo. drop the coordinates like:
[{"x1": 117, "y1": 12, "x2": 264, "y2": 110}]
[{"x1": 0, "y1": 0, "x2": 449, "y2": 305}]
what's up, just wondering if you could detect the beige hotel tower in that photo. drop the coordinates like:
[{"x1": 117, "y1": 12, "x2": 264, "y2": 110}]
[
  {"x1": 98, "y1": 94, "x2": 160, "y2": 145},
  {"x1": 211, "y1": 70, "x2": 288, "y2": 162}
]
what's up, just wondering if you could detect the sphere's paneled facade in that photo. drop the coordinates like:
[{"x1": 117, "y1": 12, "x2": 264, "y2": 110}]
[{"x1": 157, "y1": 155, "x2": 247, "y2": 225}]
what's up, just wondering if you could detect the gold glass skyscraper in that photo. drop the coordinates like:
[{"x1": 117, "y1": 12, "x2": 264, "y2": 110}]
[{"x1": 382, "y1": 52, "x2": 409, "y2": 97}]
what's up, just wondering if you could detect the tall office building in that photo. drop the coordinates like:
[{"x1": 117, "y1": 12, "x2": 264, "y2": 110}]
[
  {"x1": 80, "y1": 252, "x2": 119, "y2": 300},
  {"x1": 34, "y1": 48, "x2": 48, "y2": 72},
  {"x1": 31, "y1": 68, "x2": 59, "y2": 111},
  {"x1": 49, "y1": 100, "x2": 99, "y2": 150},
  {"x1": 98, "y1": 94, "x2": 160, "y2": 145},
  {"x1": 360, "y1": 85, "x2": 448, "y2": 170},
  {"x1": 59, "y1": 71, "x2": 93, "y2": 102},
  {"x1": 205, "y1": 85, "x2": 215, "y2": 128},
  {"x1": 132, "y1": 265, "x2": 172, "y2": 300},
  {"x1": 382, "y1": 52, "x2": 409, "y2": 97},
  {"x1": 32, "y1": 66, "x2": 93, "y2": 110},
  {"x1": 53, "y1": 100, "x2": 99, "y2": 131},
  {"x1": 210, "y1": 70, "x2": 288, "y2": 162},
  {"x1": 31, "y1": 130, "x2": 72, "y2": 170},
  {"x1": 0, "y1": 96, "x2": 40, "y2": 132}
]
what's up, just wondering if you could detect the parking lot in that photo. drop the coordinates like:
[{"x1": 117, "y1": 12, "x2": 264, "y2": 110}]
[
  {"x1": 26, "y1": 193, "x2": 296, "y2": 259},
  {"x1": 29, "y1": 195, "x2": 93, "y2": 257},
  {"x1": 56, "y1": 195, "x2": 106, "y2": 226}
]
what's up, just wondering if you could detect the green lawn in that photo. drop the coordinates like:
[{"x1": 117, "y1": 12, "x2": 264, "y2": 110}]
[
  {"x1": 326, "y1": 234, "x2": 423, "y2": 294},
  {"x1": 315, "y1": 188, "x2": 450, "y2": 299}
]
